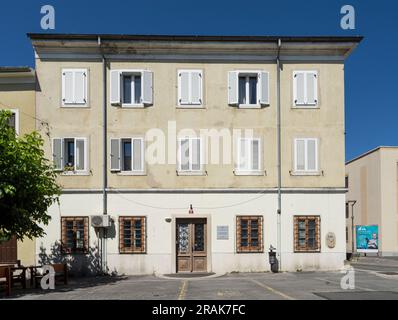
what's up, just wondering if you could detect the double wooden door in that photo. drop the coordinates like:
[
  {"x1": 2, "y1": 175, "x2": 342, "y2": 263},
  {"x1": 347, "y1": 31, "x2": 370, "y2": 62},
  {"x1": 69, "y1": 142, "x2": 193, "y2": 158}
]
[{"x1": 176, "y1": 218, "x2": 207, "y2": 273}]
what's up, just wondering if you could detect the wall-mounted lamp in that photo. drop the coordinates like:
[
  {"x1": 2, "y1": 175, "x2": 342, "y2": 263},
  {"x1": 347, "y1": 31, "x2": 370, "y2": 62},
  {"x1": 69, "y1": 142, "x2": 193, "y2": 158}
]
[
  {"x1": 165, "y1": 218, "x2": 172, "y2": 223},
  {"x1": 189, "y1": 204, "x2": 194, "y2": 215}
]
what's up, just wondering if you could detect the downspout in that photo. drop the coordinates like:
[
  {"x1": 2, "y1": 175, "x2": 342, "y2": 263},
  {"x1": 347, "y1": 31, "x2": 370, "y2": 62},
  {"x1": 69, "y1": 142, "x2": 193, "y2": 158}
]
[
  {"x1": 276, "y1": 38, "x2": 282, "y2": 271},
  {"x1": 99, "y1": 36, "x2": 108, "y2": 274}
]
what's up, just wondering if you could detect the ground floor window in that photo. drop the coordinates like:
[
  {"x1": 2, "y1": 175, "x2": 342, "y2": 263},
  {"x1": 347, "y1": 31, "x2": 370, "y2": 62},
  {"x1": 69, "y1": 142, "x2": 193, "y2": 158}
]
[
  {"x1": 294, "y1": 216, "x2": 321, "y2": 252},
  {"x1": 119, "y1": 216, "x2": 146, "y2": 253},
  {"x1": 61, "y1": 217, "x2": 89, "y2": 253},
  {"x1": 236, "y1": 216, "x2": 263, "y2": 253}
]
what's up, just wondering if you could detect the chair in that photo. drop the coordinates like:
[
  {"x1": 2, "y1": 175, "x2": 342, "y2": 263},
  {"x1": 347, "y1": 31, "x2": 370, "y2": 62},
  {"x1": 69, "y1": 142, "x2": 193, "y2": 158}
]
[
  {"x1": 33, "y1": 263, "x2": 68, "y2": 288},
  {"x1": 0, "y1": 266, "x2": 12, "y2": 296}
]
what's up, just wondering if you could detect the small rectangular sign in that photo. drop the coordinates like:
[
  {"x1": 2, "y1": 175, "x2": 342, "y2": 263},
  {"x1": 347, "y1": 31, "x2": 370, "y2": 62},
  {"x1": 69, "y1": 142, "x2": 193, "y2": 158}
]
[
  {"x1": 217, "y1": 226, "x2": 229, "y2": 240},
  {"x1": 356, "y1": 225, "x2": 379, "y2": 253}
]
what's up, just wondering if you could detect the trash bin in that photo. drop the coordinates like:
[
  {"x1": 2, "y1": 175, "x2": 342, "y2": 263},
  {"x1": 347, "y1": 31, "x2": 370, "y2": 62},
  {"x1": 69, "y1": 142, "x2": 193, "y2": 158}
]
[{"x1": 268, "y1": 245, "x2": 279, "y2": 273}]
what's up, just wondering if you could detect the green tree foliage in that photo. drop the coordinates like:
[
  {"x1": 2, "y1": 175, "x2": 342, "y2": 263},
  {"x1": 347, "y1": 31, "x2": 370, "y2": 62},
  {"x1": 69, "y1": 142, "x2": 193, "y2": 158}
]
[{"x1": 0, "y1": 110, "x2": 60, "y2": 240}]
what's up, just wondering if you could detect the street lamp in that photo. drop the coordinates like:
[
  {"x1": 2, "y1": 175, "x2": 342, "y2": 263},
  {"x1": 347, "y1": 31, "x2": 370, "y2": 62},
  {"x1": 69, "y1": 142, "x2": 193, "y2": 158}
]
[{"x1": 347, "y1": 200, "x2": 357, "y2": 259}]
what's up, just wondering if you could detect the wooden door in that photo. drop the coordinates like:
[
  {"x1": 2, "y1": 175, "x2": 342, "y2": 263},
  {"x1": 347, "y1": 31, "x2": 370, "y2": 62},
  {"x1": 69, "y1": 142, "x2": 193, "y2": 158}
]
[
  {"x1": 176, "y1": 218, "x2": 207, "y2": 273},
  {"x1": 0, "y1": 236, "x2": 17, "y2": 264}
]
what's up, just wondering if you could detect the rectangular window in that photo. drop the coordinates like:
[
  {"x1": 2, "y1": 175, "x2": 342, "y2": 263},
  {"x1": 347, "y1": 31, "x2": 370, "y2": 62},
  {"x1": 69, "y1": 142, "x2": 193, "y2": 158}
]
[
  {"x1": 62, "y1": 69, "x2": 87, "y2": 106},
  {"x1": 122, "y1": 74, "x2": 142, "y2": 105},
  {"x1": 178, "y1": 137, "x2": 202, "y2": 173},
  {"x1": 236, "y1": 216, "x2": 263, "y2": 253},
  {"x1": 236, "y1": 138, "x2": 261, "y2": 173},
  {"x1": 294, "y1": 138, "x2": 318, "y2": 173},
  {"x1": 228, "y1": 71, "x2": 269, "y2": 107},
  {"x1": 52, "y1": 137, "x2": 87, "y2": 173},
  {"x1": 293, "y1": 71, "x2": 318, "y2": 107},
  {"x1": 119, "y1": 217, "x2": 146, "y2": 253},
  {"x1": 5, "y1": 109, "x2": 19, "y2": 135},
  {"x1": 110, "y1": 70, "x2": 153, "y2": 106},
  {"x1": 178, "y1": 70, "x2": 203, "y2": 106},
  {"x1": 61, "y1": 217, "x2": 89, "y2": 253},
  {"x1": 110, "y1": 138, "x2": 144, "y2": 173},
  {"x1": 294, "y1": 216, "x2": 321, "y2": 252}
]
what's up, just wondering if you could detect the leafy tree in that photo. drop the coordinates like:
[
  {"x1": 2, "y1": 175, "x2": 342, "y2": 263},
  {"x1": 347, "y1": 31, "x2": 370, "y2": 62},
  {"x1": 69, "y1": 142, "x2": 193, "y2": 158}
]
[{"x1": 0, "y1": 110, "x2": 60, "y2": 241}]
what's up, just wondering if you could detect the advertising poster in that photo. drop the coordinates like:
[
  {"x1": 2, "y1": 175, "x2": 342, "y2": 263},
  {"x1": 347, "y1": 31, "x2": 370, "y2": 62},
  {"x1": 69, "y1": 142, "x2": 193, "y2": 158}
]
[{"x1": 356, "y1": 225, "x2": 379, "y2": 253}]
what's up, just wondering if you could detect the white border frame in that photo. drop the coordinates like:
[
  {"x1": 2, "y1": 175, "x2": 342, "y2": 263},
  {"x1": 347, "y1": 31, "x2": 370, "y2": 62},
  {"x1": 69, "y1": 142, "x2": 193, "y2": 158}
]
[{"x1": 61, "y1": 68, "x2": 88, "y2": 107}]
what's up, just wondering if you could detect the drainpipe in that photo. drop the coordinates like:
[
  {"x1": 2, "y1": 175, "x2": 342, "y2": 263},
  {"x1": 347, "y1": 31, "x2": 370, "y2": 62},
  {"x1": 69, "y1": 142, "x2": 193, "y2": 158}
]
[
  {"x1": 99, "y1": 36, "x2": 108, "y2": 274},
  {"x1": 347, "y1": 200, "x2": 357, "y2": 258},
  {"x1": 276, "y1": 39, "x2": 282, "y2": 271}
]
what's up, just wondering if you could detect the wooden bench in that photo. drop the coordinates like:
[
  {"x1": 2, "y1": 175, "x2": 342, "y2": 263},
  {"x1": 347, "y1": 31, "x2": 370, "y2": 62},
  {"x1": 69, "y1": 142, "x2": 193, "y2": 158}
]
[
  {"x1": 31, "y1": 263, "x2": 68, "y2": 288},
  {"x1": 0, "y1": 266, "x2": 12, "y2": 296}
]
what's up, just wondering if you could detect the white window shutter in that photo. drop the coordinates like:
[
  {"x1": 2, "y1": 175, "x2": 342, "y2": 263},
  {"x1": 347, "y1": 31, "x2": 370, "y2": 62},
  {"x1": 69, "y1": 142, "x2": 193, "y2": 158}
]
[
  {"x1": 190, "y1": 71, "x2": 202, "y2": 105},
  {"x1": 294, "y1": 72, "x2": 305, "y2": 105},
  {"x1": 110, "y1": 70, "x2": 121, "y2": 105},
  {"x1": 178, "y1": 71, "x2": 190, "y2": 105},
  {"x1": 307, "y1": 139, "x2": 317, "y2": 171},
  {"x1": 110, "y1": 138, "x2": 121, "y2": 171},
  {"x1": 259, "y1": 72, "x2": 269, "y2": 105},
  {"x1": 75, "y1": 138, "x2": 86, "y2": 171},
  {"x1": 62, "y1": 71, "x2": 74, "y2": 104},
  {"x1": 142, "y1": 71, "x2": 153, "y2": 105},
  {"x1": 192, "y1": 138, "x2": 201, "y2": 171},
  {"x1": 179, "y1": 139, "x2": 190, "y2": 171},
  {"x1": 132, "y1": 138, "x2": 143, "y2": 171},
  {"x1": 237, "y1": 138, "x2": 247, "y2": 171},
  {"x1": 228, "y1": 71, "x2": 239, "y2": 105},
  {"x1": 306, "y1": 72, "x2": 317, "y2": 105},
  {"x1": 74, "y1": 71, "x2": 87, "y2": 104},
  {"x1": 52, "y1": 138, "x2": 63, "y2": 171},
  {"x1": 295, "y1": 139, "x2": 306, "y2": 171},
  {"x1": 252, "y1": 139, "x2": 260, "y2": 170}
]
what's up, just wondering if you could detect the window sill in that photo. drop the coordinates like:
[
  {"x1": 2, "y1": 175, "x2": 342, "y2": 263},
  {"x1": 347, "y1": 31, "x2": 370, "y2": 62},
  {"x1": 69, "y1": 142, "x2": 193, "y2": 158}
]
[
  {"x1": 177, "y1": 170, "x2": 207, "y2": 176},
  {"x1": 292, "y1": 105, "x2": 319, "y2": 109},
  {"x1": 290, "y1": 170, "x2": 323, "y2": 176},
  {"x1": 294, "y1": 250, "x2": 321, "y2": 253},
  {"x1": 61, "y1": 104, "x2": 89, "y2": 108},
  {"x1": 176, "y1": 105, "x2": 205, "y2": 109},
  {"x1": 234, "y1": 170, "x2": 266, "y2": 176},
  {"x1": 116, "y1": 171, "x2": 147, "y2": 176},
  {"x1": 60, "y1": 171, "x2": 90, "y2": 176},
  {"x1": 238, "y1": 104, "x2": 261, "y2": 109},
  {"x1": 121, "y1": 104, "x2": 145, "y2": 108}
]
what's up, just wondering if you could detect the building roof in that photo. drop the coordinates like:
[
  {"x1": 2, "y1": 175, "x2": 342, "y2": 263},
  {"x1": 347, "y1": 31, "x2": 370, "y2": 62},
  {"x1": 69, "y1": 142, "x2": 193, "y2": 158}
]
[
  {"x1": 346, "y1": 146, "x2": 398, "y2": 165},
  {"x1": 0, "y1": 67, "x2": 35, "y2": 84},
  {"x1": 0, "y1": 66, "x2": 34, "y2": 73},
  {"x1": 28, "y1": 33, "x2": 363, "y2": 61}
]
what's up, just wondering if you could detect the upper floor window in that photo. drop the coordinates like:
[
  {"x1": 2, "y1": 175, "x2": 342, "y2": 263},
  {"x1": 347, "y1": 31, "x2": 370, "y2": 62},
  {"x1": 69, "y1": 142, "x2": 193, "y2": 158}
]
[
  {"x1": 294, "y1": 216, "x2": 321, "y2": 252},
  {"x1": 4, "y1": 109, "x2": 19, "y2": 135},
  {"x1": 61, "y1": 217, "x2": 89, "y2": 254},
  {"x1": 52, "y1": 137, "x2": 88, "y2": 173},
  {"x1": 294, "y1": 138, "x2": 319, "y2": 173},
  {"x1": 178, "y1": 70, "x2": 203, "y2": 107},
  {"x1": 177, "y1": 137, "x2": 204, "y2": 174},
  {"x1": 62, "y1": 69, "x2": 88, "y2": 106},
  {"x1": 110, "y1": 70, "x2": 153, "y2": 107},
  {"x1": 293, "y1": 71, "x2": 318, "y2": 107},
  {"x1": 235, "y1": 138, "x2": 262, "y2": 175},
  {"x1": 110, "y1": 137, "x2": 145, "y2": 174},
  {"x1": 228, "y1": 71, "x2": 269, "y2": 108}
]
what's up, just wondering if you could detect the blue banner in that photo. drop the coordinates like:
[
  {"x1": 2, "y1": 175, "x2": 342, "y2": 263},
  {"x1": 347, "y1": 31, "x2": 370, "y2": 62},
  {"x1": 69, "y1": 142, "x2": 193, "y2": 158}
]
[{"x1": 356, "y1": 225, "x2": 379, "y2": 252}]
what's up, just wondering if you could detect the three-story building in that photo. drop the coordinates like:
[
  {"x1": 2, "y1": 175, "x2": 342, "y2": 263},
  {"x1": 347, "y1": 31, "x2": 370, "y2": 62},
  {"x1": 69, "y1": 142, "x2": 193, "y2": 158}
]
[{"x1": 30, "y1": 34, "x2": 361, "y2": 274}]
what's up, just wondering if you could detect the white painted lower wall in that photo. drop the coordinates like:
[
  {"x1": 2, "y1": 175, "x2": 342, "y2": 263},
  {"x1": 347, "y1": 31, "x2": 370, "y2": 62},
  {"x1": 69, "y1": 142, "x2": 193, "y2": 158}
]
[{"x1": 36, "y1": 191, "x2": 346, "y2": 275}]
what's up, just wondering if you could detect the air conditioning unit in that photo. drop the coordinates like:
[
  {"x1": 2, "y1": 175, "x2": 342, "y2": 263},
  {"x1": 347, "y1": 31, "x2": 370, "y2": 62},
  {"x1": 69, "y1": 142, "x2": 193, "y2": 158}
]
[{"x1": 91, "y1": 215, "x2": 111, "y2": 228}]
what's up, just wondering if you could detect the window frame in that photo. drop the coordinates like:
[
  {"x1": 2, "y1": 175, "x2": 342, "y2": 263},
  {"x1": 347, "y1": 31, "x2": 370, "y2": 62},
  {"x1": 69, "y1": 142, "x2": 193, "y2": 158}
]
[
  {"x1": 119, "y1": 216, "x2": 147, "y2": 254},
  {"x1": 118, "y1": 137, "x2": 145, "y2": 174},
  {"x1": 52, "y1": 137, "x2": 88, "y2": 174},
  {"x1": 293, "y1": 138, "x2": 319, "y2": 174},
  {"x1": 121, "y1": 71, "x2": 143, "y2": 107},
  {"x1": 292, "y1": 70, "x2": 318, "y2": 108},
  {"x1": 177, "y1": 69, "x2": 203, "y2": 107},
  {"x1": 61, "y1": 216, "x2": 89, "y2": 254},
  {"x1": 5, "y1": 109, "x2": 19, "y2": 135},
  {"x1": 236, "y1": 71, "x2": 261, "y2": 108},
  {"x1": 177, "y1": 137, "x2": 204, "y2": 174},
  {"x1": 293, "y1": 215, "x2": 321, "y2": 253},
  {"x1": 235, "y1": 137, "x2": 262, "y2": 175},
  {"x1": 61, "y1": 68, "x2": 88, "y2": 107},
  {"x1": 236, "y1": 216, "x2": 263, "y2": 253}
]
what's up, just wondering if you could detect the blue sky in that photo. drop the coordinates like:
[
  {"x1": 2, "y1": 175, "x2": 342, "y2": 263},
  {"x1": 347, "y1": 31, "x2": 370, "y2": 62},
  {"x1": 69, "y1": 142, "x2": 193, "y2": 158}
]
[{"x1": 0, "y1": 0, "x2": 396, "y2": 161}]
